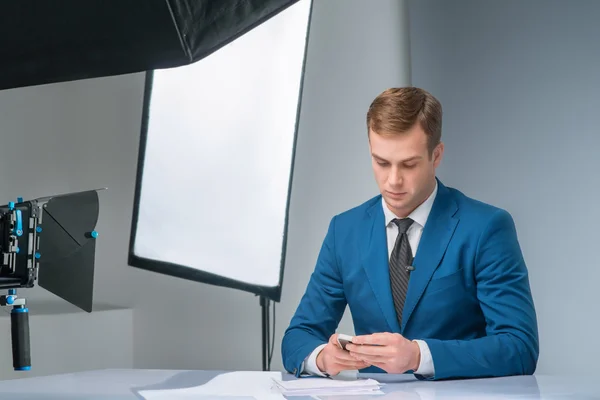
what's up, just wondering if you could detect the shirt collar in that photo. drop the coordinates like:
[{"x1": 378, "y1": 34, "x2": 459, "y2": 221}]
[{"x1": 382, "y1": 181, "x2": 438, "y2": 229}]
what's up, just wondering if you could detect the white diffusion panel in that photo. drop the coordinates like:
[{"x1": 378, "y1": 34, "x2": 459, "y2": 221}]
[{"x1": 132, "y1": 0, "x2": 311, "y2": 292}]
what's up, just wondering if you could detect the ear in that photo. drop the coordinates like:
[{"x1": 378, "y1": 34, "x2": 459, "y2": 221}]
[{"x1": 433, "y1": 142, "x2": 444, "y2": 168}]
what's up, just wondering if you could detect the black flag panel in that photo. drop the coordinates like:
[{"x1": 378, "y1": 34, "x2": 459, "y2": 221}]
[{"x1": 0, "y1": 0, "x2": 299, "y2": 90}]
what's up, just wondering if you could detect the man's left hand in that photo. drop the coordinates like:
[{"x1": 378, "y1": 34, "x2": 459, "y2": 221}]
[{"x1": 346, "y1": 333, "x2": 421, "y2": 374}]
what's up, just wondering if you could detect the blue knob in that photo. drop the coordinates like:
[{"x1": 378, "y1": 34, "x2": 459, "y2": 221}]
[
  {"x1": 35, "y1": 252, "x2": 41, "y2": 259},
  {"x1": 6, "y1": 296, "x2": 14, "y2": 305},
  {"x1": 17, "y1": 197, "x2": 23, "y2": 203},
  {"x1": 90, "y1": 231, "x2": 98, "y2": 239},
  {"x1": 36, "y1": 226, "x2": 42, "y2": 233},
  {"x1": 15, "y1": 247, "x2": 20, "y2": 254},
  {"x1": 8, "y1": 289, "x2": 16, "y2": 295},
  {"x1": 15, "y1": 210, "x2": 23, "y2": 236},
  {"x1": 8, "y1": 202, "x2": 14, "y2": 210}
]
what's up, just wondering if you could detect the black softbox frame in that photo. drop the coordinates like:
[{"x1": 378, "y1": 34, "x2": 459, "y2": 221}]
[{"x1": 0, "y1": 0, "x2": 300, "y2": 91}]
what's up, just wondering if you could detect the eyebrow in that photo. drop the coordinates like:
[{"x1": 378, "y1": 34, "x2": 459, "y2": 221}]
[{"x1": 372, "y1": 154, "x2": 422, "y2": 163}]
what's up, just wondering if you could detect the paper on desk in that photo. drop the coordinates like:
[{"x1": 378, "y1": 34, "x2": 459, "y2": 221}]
[
  {"x1": 271, "y1": 377, "x2": 384, "y2": 397},
  {"x1": 138, "y1": 371, "x2": 285, "y2": 400}
]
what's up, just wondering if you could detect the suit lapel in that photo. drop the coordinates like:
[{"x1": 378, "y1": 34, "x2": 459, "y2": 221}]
[
  {"x1": 360, "y1": 199, "x2": 401, "y2": 333},
  {"x1": 401, "y1": 181, "x2": 459, "y2": 331}
]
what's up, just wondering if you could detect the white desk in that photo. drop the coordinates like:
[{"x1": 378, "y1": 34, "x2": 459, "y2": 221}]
[{"x1": 0, "y1": 369, "x2": 597, "y2": 399}]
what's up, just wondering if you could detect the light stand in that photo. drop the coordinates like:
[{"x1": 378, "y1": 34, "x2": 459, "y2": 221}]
[{"x1": 260, "y1": 295, "x2": 271, "y2": 371}]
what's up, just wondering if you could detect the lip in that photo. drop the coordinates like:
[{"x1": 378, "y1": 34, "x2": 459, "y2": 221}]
[{"x1": 386, "y1": 191, "x2": 407, "y2": 197}]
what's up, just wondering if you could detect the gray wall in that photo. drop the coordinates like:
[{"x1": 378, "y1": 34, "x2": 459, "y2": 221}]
[
  {"x1": 409, "y1": 0, "x2": 600, "y2": 376},
  {"x1": 3, "y1": 0, "x2": 594, "y2": 380},
  {"x1": 0, "y1": 72, "x2": 145, "y2": 308},
  {"x1": 0, "y1": 74, "x2": 144, "y2": 378},
  {"x1": 1, "y1": 0, "x2": 409, "y2": 375}
]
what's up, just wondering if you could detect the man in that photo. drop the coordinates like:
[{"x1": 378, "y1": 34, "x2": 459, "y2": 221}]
[{"x1": 281, "y1": 87, "x2": 539, "y2": 380}]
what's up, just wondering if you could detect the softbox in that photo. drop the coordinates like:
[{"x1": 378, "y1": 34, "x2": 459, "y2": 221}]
[
  {"x1": 0, "y1": 0, "x2": 301, "y2": 91},
  {"x1": 128, "y1": 0, "x2": 312, "y2": 302}
]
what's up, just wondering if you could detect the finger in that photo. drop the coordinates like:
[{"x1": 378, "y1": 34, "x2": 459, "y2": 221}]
[
  {"x1": 333, "y1": 349, "x2": 361, "y2": 362},
  {"x1": 352, "y1": 333, "x2": 390, "y2": 346},
  {"x1": 367, "y1": 361, "x2": 387, "y2": 371},
  {"x1": 341, "y1": 360, "x2": 369, "y2": 369},
  {"x1": 329, "y1": 334, "x2": 339, "y2": 345},
  {"x1": 345, "y1": 343, "x2": 389, "y2": 356},
  {"x1": 349, "y1": 335, "x2": 369, "y2": 345},
  {"x1": 338, "y1": 359, "x2": 372, "y2": 369},
  {"x1": 349, "y1": 352, "x2": 388, "y2": 363}
]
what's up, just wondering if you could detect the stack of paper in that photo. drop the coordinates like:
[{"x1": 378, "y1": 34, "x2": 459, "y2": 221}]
[
  {"x1": 138, "y1": 371, "x2": 287, "y2": 400},
  {"x1": 271, "y1": 377, "x2": 384, "y2": 396}
]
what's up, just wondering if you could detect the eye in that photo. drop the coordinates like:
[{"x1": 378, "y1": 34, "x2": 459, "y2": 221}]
[
  {"x1": 404, "y1": 163, "x2": 417, "y2": 169},
  {"x1": 377, "y1": 161, "x2": 389, "y2": 167}
]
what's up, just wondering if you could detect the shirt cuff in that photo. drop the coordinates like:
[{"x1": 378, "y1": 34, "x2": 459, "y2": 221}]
[
  {"x1": 302, "y1": 343, "x2": 328, "y2": 377},
  {"x1": 413, "y1": 339, "x2": 434, "y2": 377}
]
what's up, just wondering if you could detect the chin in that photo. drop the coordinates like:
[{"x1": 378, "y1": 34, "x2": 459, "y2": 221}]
[
  {"x1": 385, "y1": 198, "x2": 407, "y2": 210},
  {"x1": 384, "y1": 195, "x2": 415, "y2": 213}
]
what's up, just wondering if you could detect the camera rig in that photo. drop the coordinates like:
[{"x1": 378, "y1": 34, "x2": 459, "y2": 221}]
[{"x1": 0, "y1": 188, "x2": 103, "y2": 371}]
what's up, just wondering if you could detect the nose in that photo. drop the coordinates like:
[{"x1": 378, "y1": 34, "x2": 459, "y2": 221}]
[{"x1": 388, "y1": 166, "x2": 403, "y2": 186}]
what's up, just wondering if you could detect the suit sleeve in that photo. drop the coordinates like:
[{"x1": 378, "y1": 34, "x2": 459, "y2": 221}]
[
  {"x1": 419, "y1": 209, "x2": 539, "y2": 380},
  {"x1": 281, "y1": 216, "x2": 347, "y2": 377}
]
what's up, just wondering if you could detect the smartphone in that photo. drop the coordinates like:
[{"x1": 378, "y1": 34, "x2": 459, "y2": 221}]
[{"x1": 336, "y1": 334, "x2": 354, "y2": 351}]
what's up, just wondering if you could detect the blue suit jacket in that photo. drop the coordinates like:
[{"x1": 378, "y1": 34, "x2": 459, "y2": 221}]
[{"x1": 281, "y1": 179, "x2": 539, "y2": 380}]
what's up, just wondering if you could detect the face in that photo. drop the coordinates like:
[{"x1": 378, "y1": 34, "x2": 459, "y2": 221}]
[{"x1": 369, "y1": 123, "x2": 443, "y2": 218}]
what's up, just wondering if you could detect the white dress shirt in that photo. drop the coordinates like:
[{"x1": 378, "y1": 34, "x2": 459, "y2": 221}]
[{"x1": 302, "y1": 182, "x2": 438, "y2": 377}]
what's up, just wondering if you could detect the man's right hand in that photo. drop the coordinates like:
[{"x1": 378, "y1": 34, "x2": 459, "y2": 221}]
[{"x1": 316, "y1": 334, "x2": 371, "y2": 376}]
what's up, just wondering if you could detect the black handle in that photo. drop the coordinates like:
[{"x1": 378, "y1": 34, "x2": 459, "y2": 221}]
[{"x1": 11, "y1": 307, "x2": 31, "y2": 371}]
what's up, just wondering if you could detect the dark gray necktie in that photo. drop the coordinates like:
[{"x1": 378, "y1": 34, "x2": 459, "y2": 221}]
[{"x1": 389, "y1": 218, "x2": 414, "y2": 327}]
